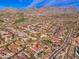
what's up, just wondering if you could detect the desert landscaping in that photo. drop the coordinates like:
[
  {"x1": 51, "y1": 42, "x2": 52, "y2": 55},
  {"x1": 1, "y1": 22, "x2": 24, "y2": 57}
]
[{"x1": 0, "y1": 8, "x2": 79, "y2": 59}]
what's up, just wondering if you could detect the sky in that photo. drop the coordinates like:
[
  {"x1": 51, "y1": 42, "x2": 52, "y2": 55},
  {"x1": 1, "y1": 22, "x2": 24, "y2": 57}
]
[{"x1": 0, "y1": 0, "x2": 79, "y2": 8}]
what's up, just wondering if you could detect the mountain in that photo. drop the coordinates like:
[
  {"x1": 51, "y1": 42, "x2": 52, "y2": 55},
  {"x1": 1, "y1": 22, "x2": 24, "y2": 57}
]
[{"x1": 0, "y1": 7, "x2": 78, "y2": 16}]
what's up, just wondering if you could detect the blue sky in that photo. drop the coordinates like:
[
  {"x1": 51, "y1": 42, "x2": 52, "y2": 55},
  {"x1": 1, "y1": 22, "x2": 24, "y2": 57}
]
[{"x1": 0, "y1": 0, "x2": 79, "y2": 8}]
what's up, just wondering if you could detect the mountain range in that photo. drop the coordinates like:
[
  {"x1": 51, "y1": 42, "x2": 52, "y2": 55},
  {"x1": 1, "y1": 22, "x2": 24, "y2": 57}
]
[{"x1": 0, "y1": 7, "x2": 79, "y2": 16}]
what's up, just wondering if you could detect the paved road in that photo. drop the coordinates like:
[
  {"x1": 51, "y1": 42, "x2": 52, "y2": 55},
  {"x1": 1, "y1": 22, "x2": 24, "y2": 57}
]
[{"x1": 48, "y1": 28, "x2": 74, "y2": 59}]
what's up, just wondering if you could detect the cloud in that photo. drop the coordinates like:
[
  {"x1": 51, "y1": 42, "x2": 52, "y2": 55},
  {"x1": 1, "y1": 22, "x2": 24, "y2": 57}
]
[
  {"x1": 0, "y1": 0, "x2": 79, "y2": 8},
  {"x1": 26, "y1": 0, "x2": 79, "y2": 8}
]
